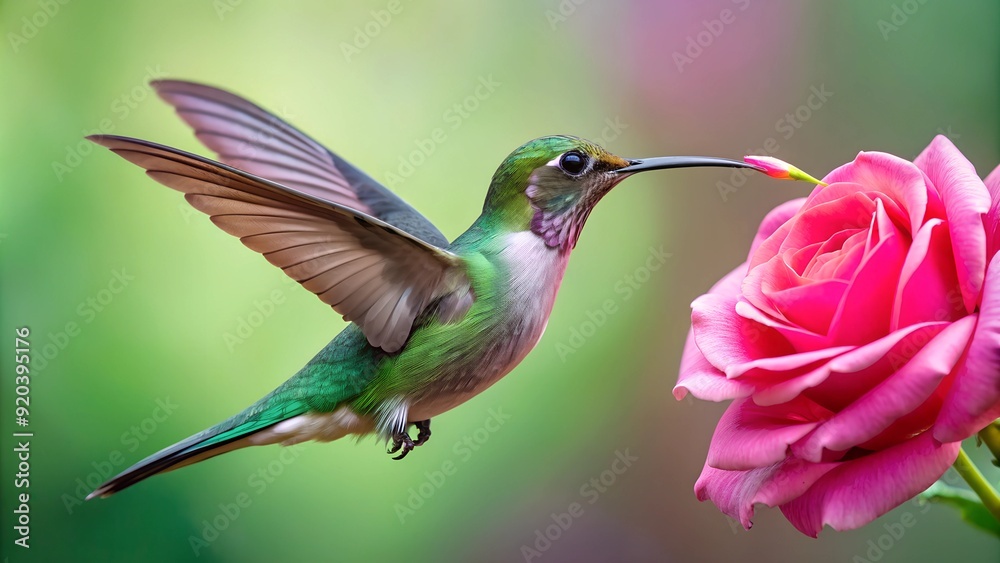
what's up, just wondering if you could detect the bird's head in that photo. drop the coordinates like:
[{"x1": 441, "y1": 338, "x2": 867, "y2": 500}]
[{"x1": 483, "y1": 135, "x2": 760, "y2": 249}]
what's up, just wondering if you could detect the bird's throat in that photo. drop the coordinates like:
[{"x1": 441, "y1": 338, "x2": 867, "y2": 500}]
[{"x1": 530, "y1": 206, "x2": 592, "y2": 250}]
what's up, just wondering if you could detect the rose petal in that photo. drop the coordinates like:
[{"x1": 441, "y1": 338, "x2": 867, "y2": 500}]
[
  {"x1": 735, "y1": 300, "x2": 830, "y2": 352},
  {"x1": 746, "y1": 243, "x2": 852, "y2": 333},
  {"x1": 766, "y1": 276, "x2": 847, "y2": 335},
  {"x1": 752, "y1": 458, "x2": 839, "y2": 514},
  {"x1": 749, "y1": 185, "x2": 881, "y2": 272},
  {"x1": 744, "y1": 194, "x2": 878, "y2": 331},
  {"x1": 727, "y1": 344, "x2": 851, "y2": 380},
  {"x1": 675, "y1": 328, "x2": 755, "y2": 402},
  {"x1": 892, "y1": 219, "x2": 963, "y2": 329},
  {"x1": 934, "y1": 252, "x2": 1000, "y2": 441},
  {"x1": 914, "y1": 135, "x2": 991, "y2": 313},
  {"x1": 748, "y1": 198, "x2": 807, "y2": 263},
  {"x1": 822, "y1": 151, "x2": 930, "y2": 235},
  {"x1": 707, "y1": 396, "x2": 833, "y2": 470},
  {"x1": 695, "y1": 463, "x2": 781, "y2": 529},
  {"x1": 779, "y1": 432, "x2": 960, "y2": 537},
  {"x1": 800, "y1": 323, "x2": 950, "y2": 416},
  {"x1": 827, "y1": 200, "x2": 909, "y2": 346},
  {"x1": 858, "y1": 389, "x2": 945, "y2": 452},
  {"x1": 704, "y1": 261, "x2": 746, "y2": 298},
  {"x1": 754, "y1": 322, "x2": 949, "y2": 406},
  {"x1": 792, "y1": 316, "x2": 975, "y2": 461},
  {"x1": 807, "y1": 230, "x2": 868, "y2": 280},
  {"x1": 786, "y1": 240, "x2": 824, "y2": 275},
  {"x1": 695, "y1": 458, "x2": 837, "y2": 530},
  {"x1": 809, "y1": 181, "x2": 910, "y2": 230},
  {"x1": 983, "y1": 163, "x2": 1000, "y2": 259},
  {"x1": 985, "y1": 163, "x2": 1000, "y2": 201},
  {"x1": 691, "y1": 293, "x2": 792, "y2": 374},
  {"x1": 776, "y1": 194, "x2": 878, "y2": 260},
  {"x1": 677, "y1": 264, "x2": 760, "y2": 402}
]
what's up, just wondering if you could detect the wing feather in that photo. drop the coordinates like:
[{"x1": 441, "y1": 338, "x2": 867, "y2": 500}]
[
  {"x1": 91, "y1": 135, "x2": 472, "y2": 352},
  {"x1": 151, "y1": 79, "x2": 450, "y2": 247}
]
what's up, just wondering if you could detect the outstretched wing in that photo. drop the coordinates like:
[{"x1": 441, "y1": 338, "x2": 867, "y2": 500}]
[
  {"x1": 150, "y1": 79, "x2": 450, "y2": 248},
  {"x1": 90, "y1": 135, "x2": 473, "y2": 353}
]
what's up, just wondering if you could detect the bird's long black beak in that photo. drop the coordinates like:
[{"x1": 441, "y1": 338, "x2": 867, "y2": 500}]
[{"x1": 616, "y1": 156, "x2": 763, "y2": 175}]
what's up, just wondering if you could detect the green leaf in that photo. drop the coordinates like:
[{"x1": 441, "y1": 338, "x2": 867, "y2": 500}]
[{"x1": 920, "y1": 481, "x2": 1000, "y2": 538}]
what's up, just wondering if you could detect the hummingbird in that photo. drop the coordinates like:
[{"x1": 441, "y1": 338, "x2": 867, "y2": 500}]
[{"x1": 86, "y1": 80, "x2": 759, "y2": 499}]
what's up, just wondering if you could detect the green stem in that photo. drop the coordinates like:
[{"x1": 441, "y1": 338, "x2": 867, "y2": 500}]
[
  {"x1": 953, "y1": 446, "x2": 1000, "y2": 523},
  {"x1": 978, "y1": 421, "x2": 1000, "y2": 465}
]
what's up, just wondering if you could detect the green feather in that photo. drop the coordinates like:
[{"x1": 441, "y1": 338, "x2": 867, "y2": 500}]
[{"x1": 89, "y1": 326, "x2": 383, "y2": 497}]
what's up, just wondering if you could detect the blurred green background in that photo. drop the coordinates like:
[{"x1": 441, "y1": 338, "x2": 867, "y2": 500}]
[{"x1": 2, "y1": 1, "x2": 998, "y2": 561}]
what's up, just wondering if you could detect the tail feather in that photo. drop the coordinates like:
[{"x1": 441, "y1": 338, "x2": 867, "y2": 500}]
[{"x1": 87, "y1": 398, "x2": 309, "y2": 499}]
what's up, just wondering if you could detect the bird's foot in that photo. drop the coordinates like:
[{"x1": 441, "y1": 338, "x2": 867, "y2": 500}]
[
  {"x1": 413, "y1": 419, "x2": 432, "y2": 446},
  {"x1": 388, "y1": 432, "x2": 414, "y2": 460},
  {"x1": 387, "y1": 419, "x2": 432, "y2": 460}
]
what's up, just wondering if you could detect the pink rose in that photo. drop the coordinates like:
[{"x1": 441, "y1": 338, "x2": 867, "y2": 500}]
[{"x1": 676, "y1": 136, "x2": 1000, "y2": 536}]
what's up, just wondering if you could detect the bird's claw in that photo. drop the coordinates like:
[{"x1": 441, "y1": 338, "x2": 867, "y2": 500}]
[
  {"x1": 387, "y1": 419, "x2": 432, "y2": 460},
  {"x1": 413, "y1": 419, "x2": 431, "y2": 446},
  {"x1": 389, "y1": 433, "x2": 414, "y2": 459}
]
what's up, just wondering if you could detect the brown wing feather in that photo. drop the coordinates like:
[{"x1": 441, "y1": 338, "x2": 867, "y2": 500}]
[
  {"x1": 150, "y1": 79, "x2": 451, "y2": 247},
  {"x1": 90, "y1": 134, "x2": 472, "y2": 352}
]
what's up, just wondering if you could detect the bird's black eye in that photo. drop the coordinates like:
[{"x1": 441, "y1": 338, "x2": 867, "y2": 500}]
[{"x1": 559, "y1": 151, "x2": 587, "y2": 176}]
